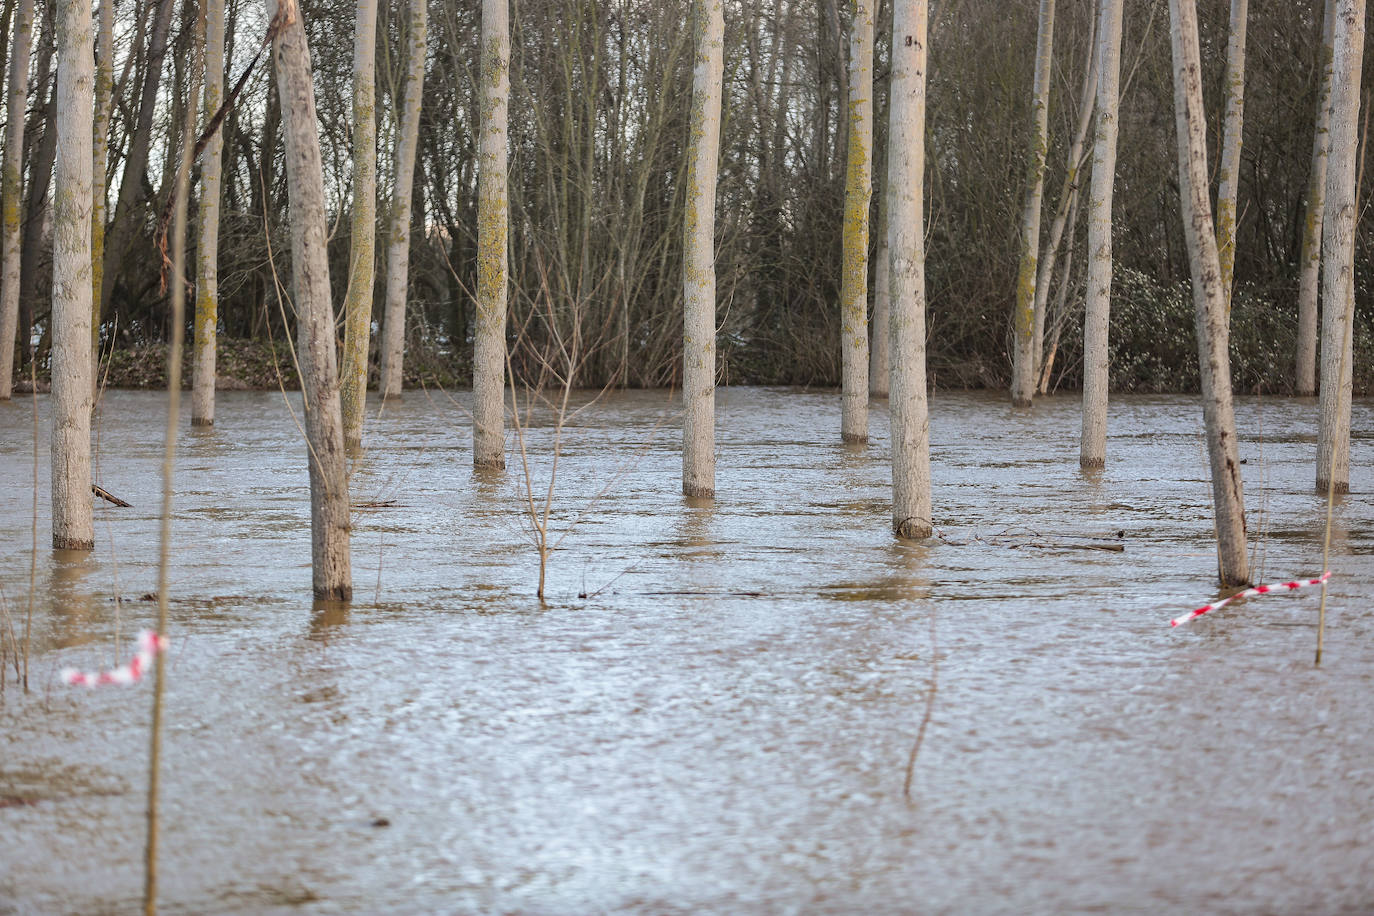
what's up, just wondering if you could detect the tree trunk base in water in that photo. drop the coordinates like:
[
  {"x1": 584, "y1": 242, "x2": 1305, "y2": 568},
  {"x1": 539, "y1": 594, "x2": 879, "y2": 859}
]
[
  {"x1": 314, "y1": 584, "x2": 353, "y2": 601},
  {"x1": 893, "y1": 518, "x2": 932, "y2": 540},
  {"x1": 1316, "y1": 478, "x2": 1350, "y2": 495},
  {"x1": 1080, "y1": 457, "x2": 1105, "y2": 470},
  {"x1": 683, "y1": 484, "x2": 715, "y2": 499},
  {"x1": 191, "y1": 417, "x2": 213, "y2": 427},
  {"x1": 841, "y1": 433, "x2": 868, "y2": 445},
  {"x1": 53, "y1": 536, "x2": 94, "y2": 550}
]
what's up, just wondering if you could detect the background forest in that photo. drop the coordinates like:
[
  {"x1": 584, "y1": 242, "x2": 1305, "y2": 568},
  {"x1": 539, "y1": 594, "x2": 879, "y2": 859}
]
[{"x1": 2, "y1": 0, "x2": 1371, "y2": 395}]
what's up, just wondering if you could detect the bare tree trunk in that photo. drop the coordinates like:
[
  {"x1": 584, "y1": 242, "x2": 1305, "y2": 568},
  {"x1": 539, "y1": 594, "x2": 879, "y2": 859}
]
[
  {"x1": 682, "y1": 0, "x2": 724, "y2": 499},
  {"x1": 191, "y1": 0, "x2": 225, "y2": 426},
  {"x1": 869, "y1": 188, "x2": 890, "y2": 397},
  {"x1": 1168, "y1": 0, "x2": 1249, "y2": 588},
  {"x1": 51, "y1": 0, "x2": 94, "y2": 550},
  {"x1": 472, "y1": 0, "x2": 509, "y2": 468},
  {"x1": 339, "y1": 0, "x2": 378, "y2": 452},
  {"x1": 840, "y1": 0, "x2": 873, "y2": 442},
  {"x1": 90, "y1": 0, "x2": 112, "y2": 393},
  {"x1": 272, "y1": 0, "x2": 351, "y2": 600},
  {"x1": 0, "y1": 0, "x2": 33, "y2": 400},
  {"x1": 889, "y1": 0, "x2": 930, "y2": 539},
  {"x1": 1080, "y1": 0, "x2": 1122, "y2": 470},
  {"x1": 1317, "y1": 0, "x2": 1364, "y2": 495},
  {"x1": 376, "y1": 0, "x2": 426, "y2": 403},
  {"x1": 99, "y1": 0, "x2": 174, "y2": 320},
  {"x1": 1296, "y1": 0, "x2": 1336, "y2": 397},
  {"x1": 1033, "y1": 7, "x2": 1095, "y2": 389},
  {"x1": 1214, "y1": 0, "x2": 1247, "y2": 308},
  {"x1": 1010, "y1": 0, "x2": 1056, "y2": 407}
]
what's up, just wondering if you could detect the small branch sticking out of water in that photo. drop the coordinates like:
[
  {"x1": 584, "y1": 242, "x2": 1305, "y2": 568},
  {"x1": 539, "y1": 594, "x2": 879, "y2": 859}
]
[{"x1": 903, "y1": 603, "x2": 939, "y2": 804}]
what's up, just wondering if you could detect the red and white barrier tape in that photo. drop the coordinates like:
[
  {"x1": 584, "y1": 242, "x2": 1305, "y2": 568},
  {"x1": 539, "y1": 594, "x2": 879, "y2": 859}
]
[
  {"x1": 61, "y1": 630, "x2": 168, "y2": 687},
  {"x1": 1170, "y1": 571, "x2": 1330, "y2": 627}
]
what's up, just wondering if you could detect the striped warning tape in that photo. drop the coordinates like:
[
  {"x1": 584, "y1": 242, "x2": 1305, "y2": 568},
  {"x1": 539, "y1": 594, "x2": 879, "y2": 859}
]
[
  {"x1": 61, "y1": 630, "x2": 168, "y2": 687},
  {"x1": 1170, "y1": 571, "x2": 1330, "y2": 627}
]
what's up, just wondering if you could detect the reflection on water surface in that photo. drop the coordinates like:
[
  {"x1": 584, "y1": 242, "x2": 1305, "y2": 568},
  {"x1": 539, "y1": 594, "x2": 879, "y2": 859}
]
[{"x1": 1, "y1": 388, "x2": 1372, "y2": 913}]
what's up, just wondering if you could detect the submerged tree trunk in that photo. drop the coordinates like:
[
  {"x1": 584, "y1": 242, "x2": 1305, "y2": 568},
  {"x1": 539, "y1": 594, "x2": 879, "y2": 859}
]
[
  {"x1": 1214, "y1": 0, "x2": 1247, "y2": 308},
  {"x1": 1296, "y1": 0, "x2": 1336, "y2": 397},
  {"x1": 272, "y1": 0, "x2": 351, "y2": 600},
  {"x1": 1168, "y1": 0, "x2": 1249, "y2": 588},
  {"x1": 472, "y1": 0, "x2": 510, "y2": 469},
  {"x1": 376, "y1": 0, "x2": 426, "y2": 403},
  {"x1": 1010, "y1": 0, "x2": 1056, "y2": 407},
  {"x1": 339, "y1": 0, "x2": 378, "y2": 453},
  {"x1": 889, "y1": 0, "x2": 930, "y2": 539},
  {"x1": 1080, "y1": 0, "x2": 1123, "y2": 469},
  {"x1": 840, "y1": 0, "x2": 873, "y2": 442},
  {"x1": 51, "y1": 0, "x2": 95, "y2": 550},
  {"x1": 1316, "y1": 0, "x2": 1364, "y2": 495},
  {"x1": 192, "y1": 0, "x2": 226, "y2": 427},
  {"x1": 682, "y1": 0, "x2": 724, "y2": 499},
  {"x1": 0, "y1": 0, "x2": 33, "y2": 400}
]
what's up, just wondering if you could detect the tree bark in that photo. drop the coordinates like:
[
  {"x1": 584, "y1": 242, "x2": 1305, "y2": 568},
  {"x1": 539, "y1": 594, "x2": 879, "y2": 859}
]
[
  {"x1": 339, "y1": 0, "x2": 378, "y2": 452},
  {"x1": 90, "y1": 0, "x2": 112, "y2": 393},
  {"x1": 1010, "y1": 0, "x2": 1056, "y2": 407},
  {"x1": 1214, "y1": 0, "x2": 1247, "y2": 308},
  {"x1": 840, "y1": 0, "x2": 873, "y2": 441},
  {"x1": 889, "y1": 0, "x2": 930, "y2": 539},
  {"x1": 191, "y1": 0, "x2": 226, "y2": 426},
  {"x1": 0, "y1": 0, "x2": 33, "y2": 399},
  {"x1": 272, "y1": 0, "x2": 352, "y2": 600},
  {"x1": 51, "y1": 0, "x2": 95, "y2": 550},
  {"x1": 472, "y1": 0, "x2": 509, "y2": 469},
  {"x1": 682, "y1": 0, "x2": 724, "y2": 499},
  {"x1": 376, "y1": 0, "x2": 426, "y2": 403},
  {"x1": 1296, "y1": 0, "x2": 1336, "y2": 397},
  {"x1": 1080, "y1": 0, "x2": 1122, "y2": 469},
  {"x1": 1316, "y1": 0, "x2": 1364, "y2": 495},
  {"x1": 869, "y1": 189, "x2": 890, "y2": 397},
  {"x1": 1168, "y1": 0, "x2": 1249, "y2": 587}
]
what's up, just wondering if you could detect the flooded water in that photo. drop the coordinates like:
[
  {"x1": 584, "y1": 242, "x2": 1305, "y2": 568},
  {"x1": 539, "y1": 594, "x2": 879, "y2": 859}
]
[{"x1": 1, "y1": 387, "x2": 1372, "y2": 914}]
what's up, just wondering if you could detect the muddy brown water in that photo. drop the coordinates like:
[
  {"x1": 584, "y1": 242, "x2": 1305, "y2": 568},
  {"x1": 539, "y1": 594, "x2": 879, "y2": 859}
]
[{"x1": 1, "y1": 388, "x2": 1372, "y2": 914}]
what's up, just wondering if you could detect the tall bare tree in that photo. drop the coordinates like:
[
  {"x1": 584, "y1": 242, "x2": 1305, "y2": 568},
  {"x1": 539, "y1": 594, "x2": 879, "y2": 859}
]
[
  {"x1": 889, "y1": 0, "x2": 930, "y2": 538},
  {"x1": 840, "y1": 0, "x2": 874, "y2": 442},
  {"x1": 272, "y1": 0, "x2": 352, "y2": 599},
  {"x1": 339, "y1": 0, "x2": 378, "y2": 452},
  {"x1": 376, "y1": 0, "x2": 426, "y2": 403},
  {"x1": 682, "y1": 0, "x2": 724, "y2": 498},
  {"x1": 1296, "y1": 0, "x2": 1336, "y2": 397},
  {"x1": 52, "y1": 0, "x2": 95, "y2": 550},
  {"x1": 90, "y1": 0, "x2": 113, "y2": 390},
  {"x1": 472, "y1": 0, "x2": 510, "y2": 469},
  {"x1": 1010, "y1": 0, "x2": 1056, "y2": 407},
  {"x1": 191, "y1": 0, "x2": 226, "y2": 426},
  {"x1": 0, "y1": 0, "x2": 32, "y2": 400},
  {"x1": 1080, "y1": 0, "x2": 1123, "y2": 469},
  {"x1": 1168, "y1": 0, "x2": 1250, "y2": 587},
  {"x1": 1214, "y1": 0, "x2": 1247, "y2": 308},
  {"x1": 1317, "y1": 0, "x2": 1364, "y2": 495}
]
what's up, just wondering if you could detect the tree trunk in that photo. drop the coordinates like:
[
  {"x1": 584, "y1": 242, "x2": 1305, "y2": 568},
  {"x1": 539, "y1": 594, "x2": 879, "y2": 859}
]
[
  {"x1": 191, "y1": 0, "x2": 225, "y2": 427},
  {"x1": 1316, "y1": 0, "x2": 1364, "y2": 495},
  {"x1": 51, "y1": 0, "x2": 95, "y2": 550},
  {"x1": 1010, "y1": 0, "x2": 1056, "y2": 407},
  {"x1": 1080, "y1": 0, "x2": 1123, "y2": 470},
  {"x1": 472, "y1": 0, "x2": 509, "y2": 469},
  {"x1": 339, "y1": 0, "x2": 378, "y2": 453},
  {"x1": 869, "y1": 189, "x2": 890, "y2": 397},
  {"x1": 1168, "y1": 0, "x2": 1249, "y2": 588},
  {"x1": 99, "y1": 0, "x2": 174, "y2": 321},
  {"x1": 1296, "y1": 0, "x2": 1336, "y2": 397},
  {"x1": 272, "y1": 0, "x2": 351, "y2": 600},
  {"x1": 376, "y1": 0, "x2": 426, "y2": 403},
  {"x1": 682, "y1": 0, "x2": 724, "y2": 499},
  {"x1": 840, "y1": 0, "x2": 873, "y2": 442},
  {"x1": 889, "y1": 0, "x2": 930, "y2": 539},
  {"x1": 17, "y1": 15, "x2": 53, "y2": 378},
  {"x1": 1214, "y1": 0, "x2": 1247, "y2": 308},
  {"x1": 0, "y1": 0, "x2": 33, "y2": 399},
  {"x1": 90, "y1": 0, "x2": 112, "y2": 393}
]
